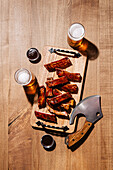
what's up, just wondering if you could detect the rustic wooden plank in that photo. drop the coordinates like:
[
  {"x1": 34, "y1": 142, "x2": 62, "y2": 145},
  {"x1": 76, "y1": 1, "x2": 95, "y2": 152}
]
[{"x1": 30, "y1": 46, "x2": 87, "y2": 133}]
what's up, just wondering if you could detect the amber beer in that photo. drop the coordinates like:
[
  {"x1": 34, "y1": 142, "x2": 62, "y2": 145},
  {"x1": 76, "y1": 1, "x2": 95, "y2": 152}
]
[
  {"x1": 67, "y1": 23, "x2": 88, "y2": 53},
  {"x1": 14, "y1": 68, "x2": 39, "y2": 95}
]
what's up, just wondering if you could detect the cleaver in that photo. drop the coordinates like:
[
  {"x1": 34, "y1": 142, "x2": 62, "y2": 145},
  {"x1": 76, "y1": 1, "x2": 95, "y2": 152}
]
[{"x1": 65, "y1": 95, "x2": 103, "y2": 147}]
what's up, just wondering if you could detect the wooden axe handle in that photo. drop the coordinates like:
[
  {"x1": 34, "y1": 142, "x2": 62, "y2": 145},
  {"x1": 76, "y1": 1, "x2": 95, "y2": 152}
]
[{"x1": 65, "y1": 120, "x2": 92, "y2": 147}]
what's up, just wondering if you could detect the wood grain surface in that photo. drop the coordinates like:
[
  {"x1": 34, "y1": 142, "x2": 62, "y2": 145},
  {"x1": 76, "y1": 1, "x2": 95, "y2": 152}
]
[{"x1": 0, "y1": 0, "x2": 113, "y2": 169}]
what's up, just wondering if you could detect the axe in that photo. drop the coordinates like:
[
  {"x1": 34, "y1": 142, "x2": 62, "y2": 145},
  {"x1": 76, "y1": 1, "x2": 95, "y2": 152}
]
[{"x1": 65, "y1": 95, "x2": 103, "y2": 147}]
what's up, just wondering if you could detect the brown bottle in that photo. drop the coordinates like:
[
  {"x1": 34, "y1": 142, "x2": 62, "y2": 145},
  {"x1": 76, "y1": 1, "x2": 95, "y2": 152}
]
[{"x1": 26, "y1": 48, "x2": 41, "y2": 64}]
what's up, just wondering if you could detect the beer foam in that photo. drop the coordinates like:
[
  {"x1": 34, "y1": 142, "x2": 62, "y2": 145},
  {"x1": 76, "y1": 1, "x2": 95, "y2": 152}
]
[
  {"x1": 18, "y1": 72, "x2": 30, "y2": 84},
  {"x1": 68, "y1": 23, "x2": 85, "y2": 41}
]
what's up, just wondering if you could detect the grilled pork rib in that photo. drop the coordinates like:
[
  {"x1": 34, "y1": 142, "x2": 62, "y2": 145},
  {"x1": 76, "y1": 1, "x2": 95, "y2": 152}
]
[
  {"x1": 44, "y1": 57, "x2": 72, "y2": 72},
  {"x1": 46, "y1": 76, "x2": 69, "y2": 88},
  {"x1": 38, "y1": 86, "x2": 46, "y2": 109},
  {"x1": 35, "y1": 111, "x2": 57, "y2": 123},
  {"x1": 56, "y1": 68, "x2": 82, "y2": 82},
  {"x1": 46, "y1": 92, "x2": 72, "y2": 106}
]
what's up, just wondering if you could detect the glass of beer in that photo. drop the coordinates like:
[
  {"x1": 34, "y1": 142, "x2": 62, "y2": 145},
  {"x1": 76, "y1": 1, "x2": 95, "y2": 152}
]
[
  {"x1": 14, "y1": 68, "x2": 39, "y2": 95},
  {"x1": 26, "y1": 48, "x2": 41, "y2": 64},
  {"x1": 67, "y1": 23, "x2": 88, "y2": 53}
]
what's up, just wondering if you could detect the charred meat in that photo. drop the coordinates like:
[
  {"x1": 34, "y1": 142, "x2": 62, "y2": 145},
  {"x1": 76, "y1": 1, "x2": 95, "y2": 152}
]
[
  {"x1": 47, "y1": 105, "x2": 68, "y2": 117},
  {"x1": 46, "y1": 77, "x2": 53, "y2": 98},
  {"x1": 56, "y1": 68, "x2": 82, "y2": 82},
  {"x1": 46, "y1": 92, "x2": 72, "y2": 106},
  {"x1": 52, "y1": 88, "x2": 62, "y2": 96},
  {"x1": 35, "y1": 111, "x2": 57, "y2": 123},
  {"x1": 58, "y1": 83, "x2": 78, "y2": 94},
  {"x1": 44, "y1": 57, "x2": 72, "y2": 72},
  {"x1": 38, "y1": 86, "x2": 46, "y2": 109},
  {"x1": 46, "y1": 76, "x2": 69, "y2": 88}
]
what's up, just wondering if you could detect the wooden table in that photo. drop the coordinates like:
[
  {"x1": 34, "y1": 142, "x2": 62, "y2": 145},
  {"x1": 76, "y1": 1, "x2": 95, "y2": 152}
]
[{"x1": 0, "y1": 0, "x2": 113, "y2": 169}]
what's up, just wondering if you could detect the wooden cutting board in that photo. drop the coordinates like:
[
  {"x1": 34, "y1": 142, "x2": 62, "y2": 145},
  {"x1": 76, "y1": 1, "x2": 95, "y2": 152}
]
[{"x1": 30, "y1": 46, "x2": 87, "y2": 134}]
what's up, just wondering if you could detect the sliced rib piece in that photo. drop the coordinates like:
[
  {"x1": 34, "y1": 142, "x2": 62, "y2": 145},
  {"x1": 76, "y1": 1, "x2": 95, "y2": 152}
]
[
  {"x1": 58, "y1": 83, "x2": 78, "y2": 94},
  {"x1": 44, "y1": 57, "x2": 72, "y2": 72},
  {"x1": 38, "y1": 86, "x2": 46, "y2": 109},
  {"x1": 47, "y1": 105, "x2": 68, "y2": 117},
  {"x1": 46, "y1": 76, "x2": 69, "y2": 88},
  {"x1": 35, "y1": 111, "x2": 57, "y2": 123},
  {"x1": 46, "y1": 92, "x2": 72, "y2": 106},
  {"x1": 46, "y1": 77, "x2": 53, "y2": 98},
  {"x1": 56, "y1": 68, "x2": 82, "y2": 82}
]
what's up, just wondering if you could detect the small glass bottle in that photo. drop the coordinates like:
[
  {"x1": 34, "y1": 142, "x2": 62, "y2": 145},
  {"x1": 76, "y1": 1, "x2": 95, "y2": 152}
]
[{"x1": 26, "y1": 48, "x2": 41, "y2": 64}]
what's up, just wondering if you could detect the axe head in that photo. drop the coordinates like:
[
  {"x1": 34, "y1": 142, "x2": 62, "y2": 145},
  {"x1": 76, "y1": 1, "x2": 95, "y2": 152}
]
[{"x1": 70, "y1": 95, "x2": 103, "y2": 125}]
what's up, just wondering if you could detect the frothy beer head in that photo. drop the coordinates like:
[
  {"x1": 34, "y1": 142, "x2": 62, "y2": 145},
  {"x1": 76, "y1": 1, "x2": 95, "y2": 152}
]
[
  {"x1": 14, "y1": 68, "x2": 32, "y2": 86},
  {"x1": 68, "y1": 23, "x2": 85, "y2": 41}
]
